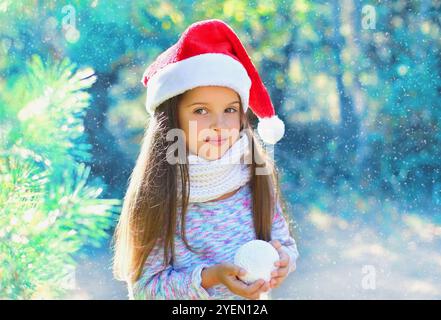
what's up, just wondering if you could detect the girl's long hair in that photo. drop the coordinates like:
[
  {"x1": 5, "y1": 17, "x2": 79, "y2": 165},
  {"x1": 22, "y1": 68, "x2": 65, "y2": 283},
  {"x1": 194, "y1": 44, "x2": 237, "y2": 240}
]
[{"x1": 112, "y1": 92, "x2": 294, "y2": 285}]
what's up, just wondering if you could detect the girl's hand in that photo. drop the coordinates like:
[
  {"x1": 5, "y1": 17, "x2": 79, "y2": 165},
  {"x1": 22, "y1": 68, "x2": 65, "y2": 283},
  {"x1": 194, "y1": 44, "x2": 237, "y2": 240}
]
[
  {"x1": 269, "y1": 240, "x2": 294, "y2": 289},
  {"x1": 215, "y1": 263, "x2": 270, "y2": 300}
]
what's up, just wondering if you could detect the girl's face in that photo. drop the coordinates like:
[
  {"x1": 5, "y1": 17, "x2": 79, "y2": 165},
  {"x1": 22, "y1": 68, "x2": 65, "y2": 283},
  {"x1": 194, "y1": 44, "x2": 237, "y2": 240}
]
[{"x1": 178, "y1": 86, "x2": 242, "y2": 160}]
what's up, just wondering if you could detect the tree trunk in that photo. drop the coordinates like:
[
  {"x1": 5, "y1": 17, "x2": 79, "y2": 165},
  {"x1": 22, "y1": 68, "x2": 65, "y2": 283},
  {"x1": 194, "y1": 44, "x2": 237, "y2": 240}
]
[
  {"x1": 85, "y1": 70, "x2": 134, "y2": 199},
  {"x1": 331, "y1": 1, "x2": 360, "y2": 173}
]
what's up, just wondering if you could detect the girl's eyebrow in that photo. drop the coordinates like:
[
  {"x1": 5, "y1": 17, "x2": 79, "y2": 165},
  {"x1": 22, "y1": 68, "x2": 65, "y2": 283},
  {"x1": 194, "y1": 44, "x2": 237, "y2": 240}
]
[{"x1": 186, "y1": 100, "x2": 241, "y2": 107}]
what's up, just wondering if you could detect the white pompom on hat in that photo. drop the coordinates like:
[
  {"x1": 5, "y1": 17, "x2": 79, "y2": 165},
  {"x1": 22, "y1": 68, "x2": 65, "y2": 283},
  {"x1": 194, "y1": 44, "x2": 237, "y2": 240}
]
[{"x1": 141, "y1": 18, "x2": 285, "y2": 144}]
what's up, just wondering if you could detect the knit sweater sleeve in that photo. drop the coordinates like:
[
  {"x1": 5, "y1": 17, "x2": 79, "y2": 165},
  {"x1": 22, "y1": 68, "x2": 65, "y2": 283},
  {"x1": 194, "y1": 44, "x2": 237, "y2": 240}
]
[
  {"x1": 271, "y1": 201, "x2": 300, "y2": 275},
  {"x1": 131, "y1": 238, "x2": 215, "y2": 300}
]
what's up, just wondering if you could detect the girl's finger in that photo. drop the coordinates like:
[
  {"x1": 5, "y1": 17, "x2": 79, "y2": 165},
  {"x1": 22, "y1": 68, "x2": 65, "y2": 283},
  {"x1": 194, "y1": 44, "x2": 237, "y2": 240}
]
[
  {"x1": 276, "y1": 251, "x2": 290, "y2": 267},
  {"x1": 274, "y1": 267, "x2": 289, "y2": 278},
  {"x1": 274, "y1": 258, "x2": 289, "y2": 268},
  {"x1": 262, "y1": 281, "x2": 270, "y2": 292},
  {"x1": 232, "y1": 278, "x2": 250, "y2": 293},
  {"x1": 250, "y1": 292, "x2": 262, "y2": 300},
  {"x1": 236, "y1": 283, "x2": 259, "y2": 299},
  {"x1": 271, "y1": 268, "x2": 289, "y2": 279},
  {"x1": 279, "y1": 257, "x2": 290, "y2": 268},
  {"x1": 246, "y1": 279, "x2": 265, "y2": 294},
  {"x1": 252, "y1": 281, "x2": 270, "y2": 296},
  {"x1": 270, "y1": 278, "x2": 279, "y2": 288}
]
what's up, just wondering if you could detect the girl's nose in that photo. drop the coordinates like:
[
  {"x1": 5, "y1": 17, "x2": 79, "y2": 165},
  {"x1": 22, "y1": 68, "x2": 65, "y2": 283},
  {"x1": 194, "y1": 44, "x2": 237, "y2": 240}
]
[{"x1": 209, "y1": 113, "x2": 226, "y2": 130}]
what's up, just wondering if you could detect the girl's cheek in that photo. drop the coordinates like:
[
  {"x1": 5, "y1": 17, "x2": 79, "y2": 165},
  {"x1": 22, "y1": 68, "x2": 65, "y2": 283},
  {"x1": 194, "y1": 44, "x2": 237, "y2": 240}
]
[
  {"x1": 184, "y1": 119, "x2": 208, "y2": 152},
  {"x1": 182, "y1": 117, "x2": 205, "y2": 139},
  {"x1": 194, "y1": 119, "x2": 211, "y2": 141},
  {"x1": 225, "y1": 113, "x2": 241, "y2": 129}
]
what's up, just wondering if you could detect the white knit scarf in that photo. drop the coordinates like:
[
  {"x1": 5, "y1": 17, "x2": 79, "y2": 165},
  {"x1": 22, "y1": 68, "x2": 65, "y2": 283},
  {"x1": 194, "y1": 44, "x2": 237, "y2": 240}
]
[{"x1": 177, "y1": 132, "x2": 252, "y2": 203}]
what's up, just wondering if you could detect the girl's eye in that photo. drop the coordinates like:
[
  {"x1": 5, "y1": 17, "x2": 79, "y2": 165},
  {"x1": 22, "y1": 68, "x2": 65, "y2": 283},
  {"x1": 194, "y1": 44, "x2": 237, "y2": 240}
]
[
  {"x1": 193, "y1": 107, "x2": 238, "y2": 115},
  {"x1": 194, "y1": 108, "x2": 207, "y2": 115}
]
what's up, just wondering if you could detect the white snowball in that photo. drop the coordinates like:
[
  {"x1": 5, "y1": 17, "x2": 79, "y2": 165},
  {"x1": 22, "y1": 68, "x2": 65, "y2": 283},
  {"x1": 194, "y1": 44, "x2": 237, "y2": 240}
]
[{"x1": 234, "y1": 239, "x2": 280, "y2": 284}]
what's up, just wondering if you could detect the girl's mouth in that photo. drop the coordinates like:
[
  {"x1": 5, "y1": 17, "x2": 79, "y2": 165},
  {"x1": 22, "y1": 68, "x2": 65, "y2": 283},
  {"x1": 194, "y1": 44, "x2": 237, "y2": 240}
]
[{"x1": 205, "y1": 137, "x2": 228, "y2": 146}]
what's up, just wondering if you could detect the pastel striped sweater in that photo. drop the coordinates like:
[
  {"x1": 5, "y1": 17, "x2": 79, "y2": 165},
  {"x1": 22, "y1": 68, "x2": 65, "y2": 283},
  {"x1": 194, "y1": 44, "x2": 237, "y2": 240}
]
[{"x1": 130, "y1": 181, "x2": 299, "y2": 300}]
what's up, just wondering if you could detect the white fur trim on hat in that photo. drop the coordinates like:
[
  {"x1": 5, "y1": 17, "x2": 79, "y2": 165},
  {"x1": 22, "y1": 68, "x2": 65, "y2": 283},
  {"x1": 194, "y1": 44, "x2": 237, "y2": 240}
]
[
  {"x1": 257, "y1": 115, "x2": 285, "y2": 144},
  {"x1": 145, "y1": 53, "x2": 252, "y2": 114}
]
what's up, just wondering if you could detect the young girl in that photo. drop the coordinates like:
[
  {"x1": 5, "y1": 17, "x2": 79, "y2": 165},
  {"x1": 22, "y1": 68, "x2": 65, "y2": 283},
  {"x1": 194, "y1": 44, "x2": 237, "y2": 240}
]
[{"x1": 112, "y1": 19, "x2": 299, "y2": 300}]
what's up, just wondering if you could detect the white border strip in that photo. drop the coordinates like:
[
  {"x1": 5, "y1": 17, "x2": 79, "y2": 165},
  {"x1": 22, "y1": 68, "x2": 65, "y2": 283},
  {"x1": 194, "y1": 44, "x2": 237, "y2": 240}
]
[{"x1": 145, "y1": 53, "x2": 252, "y2": 114}]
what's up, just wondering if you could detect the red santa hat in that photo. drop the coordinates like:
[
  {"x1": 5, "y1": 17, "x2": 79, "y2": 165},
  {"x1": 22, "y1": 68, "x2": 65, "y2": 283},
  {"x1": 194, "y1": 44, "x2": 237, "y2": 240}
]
[{"x1": 141, "y1": 18, "x2": 285, "y2": 144}]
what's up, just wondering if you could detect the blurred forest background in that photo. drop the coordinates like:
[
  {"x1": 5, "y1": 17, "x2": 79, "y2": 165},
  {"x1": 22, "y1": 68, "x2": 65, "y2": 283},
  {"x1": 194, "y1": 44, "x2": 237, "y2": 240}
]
[{"x1": 1, "y1": 0, "x2": 441, "y2": 299}]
